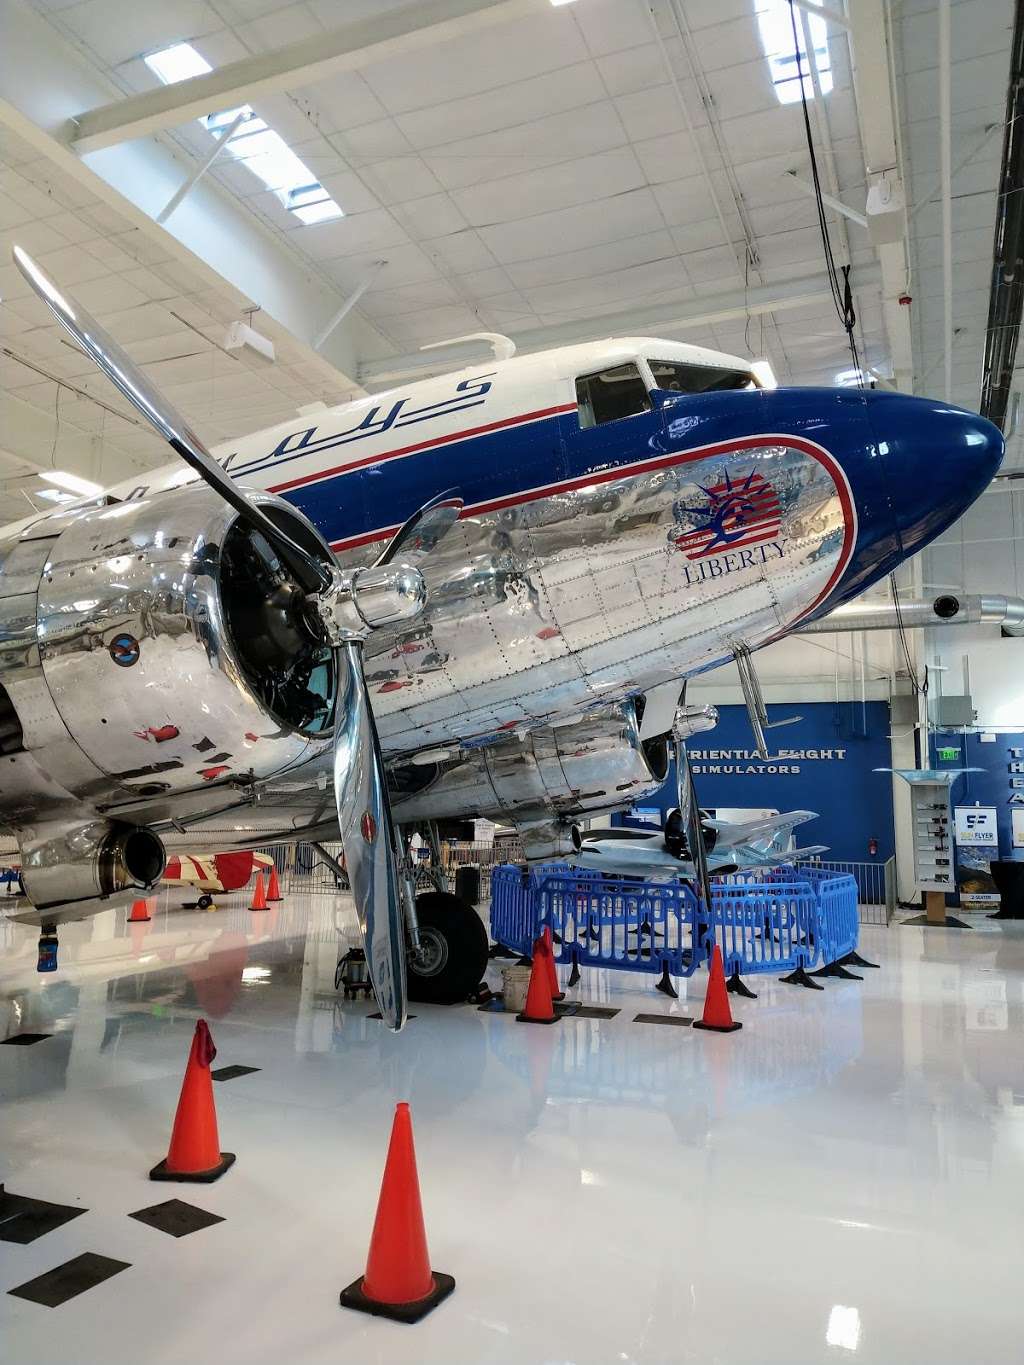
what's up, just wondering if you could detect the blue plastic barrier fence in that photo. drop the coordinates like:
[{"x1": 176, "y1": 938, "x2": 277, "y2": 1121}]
[{"x1": 489, "y1": 863, "x2": 859, "y2": 979}]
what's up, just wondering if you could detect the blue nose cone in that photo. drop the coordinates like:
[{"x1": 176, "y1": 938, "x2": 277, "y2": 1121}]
[{"x1": 863, "y1": 390, "x2": 1004, "y2": 555}]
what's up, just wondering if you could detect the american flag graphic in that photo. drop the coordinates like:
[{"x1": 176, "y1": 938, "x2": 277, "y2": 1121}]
[{"x1": 674, "y1": 468, "x2": 782, "y2": 561}]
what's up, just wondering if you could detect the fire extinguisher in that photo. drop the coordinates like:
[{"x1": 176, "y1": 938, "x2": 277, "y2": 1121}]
[{"x1": 868, "y1": 837, "x2": 878, "y2": 857}]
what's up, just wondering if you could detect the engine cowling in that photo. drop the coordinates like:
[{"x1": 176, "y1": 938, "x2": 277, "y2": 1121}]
[
  {"x1": 0, "y1": 486, "x2": 336, "y2": 916},
  {"x1": 391, "y1": 699, "x2": 669, "y2": 847}
]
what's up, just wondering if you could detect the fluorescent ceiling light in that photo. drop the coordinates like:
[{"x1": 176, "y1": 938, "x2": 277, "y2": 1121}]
[
  {"x1": 825, "y1": 1305, "x2": 861, "y2": 1351},
  {"x1": 755, "y1": 0, "x2": 833, "y2": 105},
  {"x1": 751, "y1": 359, "x2": 778, "y2": 389},
  {"x1": 39, "y1": 470, "x2": 103, "y2": 497},
  {"x1": 834, "y1": 367, "x2": 864, "y2": 387},
  {"x1": 146, "y1": 43, "x2": 344, "y2": 226}
]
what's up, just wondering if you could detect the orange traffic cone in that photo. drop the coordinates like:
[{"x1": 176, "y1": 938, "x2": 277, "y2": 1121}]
[
  {"x1": 516, "y1": 936, "x2": 558, "y2": 1024},
  {"x1": 542, "y1": 924, "x2": 564, "y2": 1001},
  {"x1": 249, "y1": 870, "x2": 268, "y2": 911},
  {"x1": 692, "y1": 944, "x2": 743, "y2": 1033},
  {"x1": 265, "y1": 863, "x2": 283, "y2": 902},
  {"x1": 128, "y1": 898, "x2": 151, "y2": 924},
  {"x1": 340, "y1": 1102, "x2": 455, "y2": 1323},
  {"x1": 150, "y1": 1019, "x2": 235, "y2": 1182}
]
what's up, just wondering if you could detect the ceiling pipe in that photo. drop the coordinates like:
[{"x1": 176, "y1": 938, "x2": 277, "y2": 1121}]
[
  {"x1": 797, "y1": 594, "x2": 1024, "y2": 637},
  {"x1": 981, "y1": 0, "x2": 1024, "y2": 430},
  {"x1": 939, "y1": 0, "x2": 953, "y2": 403}
]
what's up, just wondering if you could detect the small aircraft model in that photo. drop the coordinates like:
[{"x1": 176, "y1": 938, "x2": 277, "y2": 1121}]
[
  {"x1": 0, "y1": 246, "x2": 1004, "y2": 1029},
  {"x1": 569, "y1": 709, "x2": 826, "y2": 881}
]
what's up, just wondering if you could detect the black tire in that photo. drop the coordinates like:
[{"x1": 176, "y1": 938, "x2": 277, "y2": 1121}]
[
  {"x1": 408, "y1": 892, "x2": 488, "y2": 1004},
  {"x1": 197, "y1": 893, "x2": 213, "y2": 909}
]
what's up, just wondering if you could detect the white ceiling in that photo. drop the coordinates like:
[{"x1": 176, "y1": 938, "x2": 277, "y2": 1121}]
[
  {"x1": 27, "y1": 0, "x2": 890, "y2": 382},
  {"x1": 1, "y1": 0, "x2": 1019, "y2": 506}
]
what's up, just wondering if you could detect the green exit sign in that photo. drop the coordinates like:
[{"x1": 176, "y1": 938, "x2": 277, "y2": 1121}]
[{"x1": 938, "y1": 746, "x2": 960, "y2": 761}]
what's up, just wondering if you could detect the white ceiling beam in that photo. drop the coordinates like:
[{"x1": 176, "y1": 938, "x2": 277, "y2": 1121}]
[
  {"x1": 358, "y1": 265, "x2": 883, "y2": 385},
  {"x1": 67, "y1": 0, "x2": 538, "y2": 153},
  {"x1": 0, "y1": 0, "x2": 390, "y2": 386},
  {"x1": 846, "y1": 0, "x2": 913, "y2": 392}
]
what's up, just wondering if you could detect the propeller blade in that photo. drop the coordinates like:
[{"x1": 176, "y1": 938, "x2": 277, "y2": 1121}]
[
  {"x1": 12, "y1": 245, "x2": 329, "y2": 595},
  {"x1": 332, "y1": 640, "x2": 407, "y2": 1031},
  {"x1": 373, "y1": 489, "x2": 463, "y2": 568}
]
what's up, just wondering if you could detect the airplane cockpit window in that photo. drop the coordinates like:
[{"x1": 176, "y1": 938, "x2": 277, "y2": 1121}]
[
  {"x1": 575, "y1": 363, "x2": 652, "y2": 429},
  {"x1": 649, "y1": 359, "x2": 758, "y2": 393}
]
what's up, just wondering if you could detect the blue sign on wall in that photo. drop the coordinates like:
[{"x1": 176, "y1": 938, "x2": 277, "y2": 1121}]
[
  {"x1": 619, "y1": 701, "x2": 895, "y2": 864},
  {"x1": 933, "y1": 729, "x2": 1024, "y2": 863}
]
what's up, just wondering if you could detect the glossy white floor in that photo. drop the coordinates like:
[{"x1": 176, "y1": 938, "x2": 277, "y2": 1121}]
[{"x1": 1, "y1": 888, "x2": 1022, "y2": 1364}]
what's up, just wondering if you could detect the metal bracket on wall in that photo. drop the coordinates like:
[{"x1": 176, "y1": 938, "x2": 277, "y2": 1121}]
[{"x1": 733, "y1": 643, "x2": 801, "y2": 760}]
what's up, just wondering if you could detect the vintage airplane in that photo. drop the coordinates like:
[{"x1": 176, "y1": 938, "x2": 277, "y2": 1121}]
[
  {"x1": 162, "y1": 849, "x2": 276, "y2": 908},
  {"x1": 0, "y1": 246, "x2": 1004, "y2": 1028}
]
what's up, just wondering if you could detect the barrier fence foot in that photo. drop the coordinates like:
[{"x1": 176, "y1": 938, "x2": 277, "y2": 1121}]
[
  {"x1": 567, "y1": 953, "x2": 581, "y2": 989},
  {"x1": 811, "y1": 961, "x2": 863, "y2": 981},
  {"x1": 726, "y1": 969, "x2": 757, "y2": 999},
  {"x1": 655, "y1": 963, "x2": 678, "y2": 999},
  {"x1": 779, "y1": 965, "x2": 825, "y2": 990},
  {"x1": 840, "y1": 950, "x2": 880, "y2": 969},
  {"x1": 488, "y1": 943, "x2": 519, "y2": 960}
]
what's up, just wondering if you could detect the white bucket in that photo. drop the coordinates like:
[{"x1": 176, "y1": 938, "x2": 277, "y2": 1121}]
[{"x1": 501, "y1": 963, "x2": 533, "y2": 1014}]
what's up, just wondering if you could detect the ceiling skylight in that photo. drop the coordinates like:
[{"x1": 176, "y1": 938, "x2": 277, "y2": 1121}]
[
  {"x1": 144, "y1": 43, "x2": 343, "y2": 225},
  {"x1": 755, "y1": 1, "x2": 833, "y2": 105}
]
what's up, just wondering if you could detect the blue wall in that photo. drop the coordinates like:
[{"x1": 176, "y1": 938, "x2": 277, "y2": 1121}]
[
  {"x1": 932, "y1": 729, "x2": 1024, "y2": 863},
  {"x1": 619, "y1": 700, "x2": 895, "y2": 864}
]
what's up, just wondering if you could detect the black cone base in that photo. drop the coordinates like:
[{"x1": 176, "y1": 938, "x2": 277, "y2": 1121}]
[
  {"x1": 840, "y1": 951, "x2": 880, "y2": 969},
  {"x1": 693, "y1": 1019, "x2": 742, "y2": 1033},
  {"x1": 515, "y1": 1011, "x2": 558, "y2": 1024},
  {"x1": 340, "y1": 1271, "x2": 455, "y2": 1324},
  {"x1": 726, "y1": 970, "x2": 757, "y2": 999},
  {"x1": 780, "y1": 965, "x2": 825, "y2": 990},
  {"x1": 149, "y1": 1152, "x2": 235, "y2": 1183}
]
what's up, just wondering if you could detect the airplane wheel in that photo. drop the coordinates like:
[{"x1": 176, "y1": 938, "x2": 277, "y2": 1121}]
[
  {"x1": 408, "y1": 893, "x2": 488, "y2": 1004},
  {"x1": 197, "y1": 894, "x2": 213, "y2": 909}
]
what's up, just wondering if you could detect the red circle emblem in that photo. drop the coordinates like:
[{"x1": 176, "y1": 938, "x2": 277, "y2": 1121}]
[{"x1": 360, "y1": 811, "x2": 376, "y2": 843}]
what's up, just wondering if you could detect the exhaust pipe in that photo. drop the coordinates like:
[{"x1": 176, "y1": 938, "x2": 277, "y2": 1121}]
[
  {"x1": 797, "y1": 594, "x2": 1024, "y2": 637},
  {"x1": 19, "y1": 820, "x2": 166, "y2": 916}
]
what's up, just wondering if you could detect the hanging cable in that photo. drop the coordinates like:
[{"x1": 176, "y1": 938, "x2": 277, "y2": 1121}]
[{"x1": 787, "y1": 1, "x2": 863, "y2": 383}]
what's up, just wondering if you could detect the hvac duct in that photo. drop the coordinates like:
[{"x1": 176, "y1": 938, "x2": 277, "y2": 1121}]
[{"x1": 797, "y1": 594, "x2": 1024, "y2": 637}]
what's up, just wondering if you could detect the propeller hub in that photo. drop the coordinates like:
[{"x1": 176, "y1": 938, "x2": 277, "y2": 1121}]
[{"x1": 318, "y1": 562, "x2": 427, "y2": 642}]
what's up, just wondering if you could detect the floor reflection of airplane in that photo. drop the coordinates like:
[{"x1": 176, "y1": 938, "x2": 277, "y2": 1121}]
[
  {"x1": 570, "y1": 809, "x2": 827, "y2": 881},
  {"x1": 0, "y1": 246, "x2": 1004, "y2": 1029},
  {"x1": 162, "y1": 851, "x2": 276, "y2": 908}
]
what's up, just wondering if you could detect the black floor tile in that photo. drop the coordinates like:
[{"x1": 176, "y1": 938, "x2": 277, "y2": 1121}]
[
  {"x1": 210, "y1": 1064, "x2": 260, "y2": 1081},
  {"x1": 1, "y1": 1033, "x2": 51, "y2": 1046},
  {"x1": 633, "y1": 1013, "x2": 693, "y2": 1026},
  {"x1": 128, "y1": 1198, "x2": 224, "y2": 1238},
  {"x1": 901, "y1": 914, "x2": 972, "y2": 928},
  {"x1": 8, "y1": 1253, "x2": 130, "y2": 1307},
  {"x1": 0, "y1": 1192, "x2": 87, "y2": 1245},
  {"x1": 567, "y1": 1005, "x2": 620, "y2": 1020}
]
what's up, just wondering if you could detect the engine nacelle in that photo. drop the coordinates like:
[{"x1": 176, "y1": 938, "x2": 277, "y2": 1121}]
[
  {"x1": 0, "y1": 485, "x2": 336, "y2": 913},
  {"x1": 392, "y1": 700, "x2": 669, "y2": 839}
]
